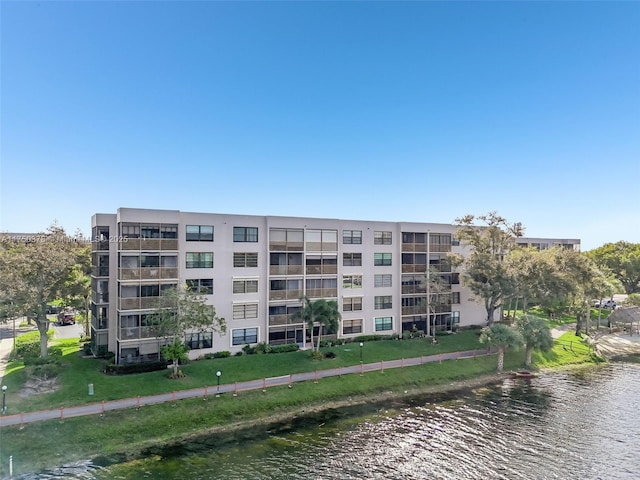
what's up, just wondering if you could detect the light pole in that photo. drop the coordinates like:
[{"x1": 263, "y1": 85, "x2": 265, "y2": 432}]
[
  {"x1": 359, "y1": 342, "x2": 364, "y2": 363},
  {"x1": 2, "y1": 385, "x2": 7, "y2": 414},
  {"x1": 216, "y1": 371, "x2": 222, "y2": 393}
]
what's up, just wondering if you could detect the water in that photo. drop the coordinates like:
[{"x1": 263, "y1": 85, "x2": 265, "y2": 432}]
[{"x1": 19, "y1": 362, "x2": 640, "y2": 479}]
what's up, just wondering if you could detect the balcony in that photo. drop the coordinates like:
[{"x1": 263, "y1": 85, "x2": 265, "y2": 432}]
[
  {"x1": 269, "y1": 265, "x2": 304, "y2": 276},
  {"x1": 119, "y1": 326, "x2": 156, "y2": 340},
  {"x1": 306, "y1": 288, "x2": 337, "y2": 299},
  {"x1": 118, "y1": 267, "x2": 179, "y2": 281},
  {"x1": 119, "y1": 238, "x2": 179, "y2": 251},
  {"x1": 119, "y1": 297, "x2": 163, "y2": 310},
  {"x1": 269, "y1": 289, "x2": 303, "y2": 301},
  {"x1": 92, "y1": 240, "x2": 110, "y2": 252},
  {"x1": 269, "y1": 241, "x2": 304, "y2": 252},
  {"x1": 92, "y1": 266, "x2": 110, "y2": 277},
  {"x1": 305, "y1": 265, "x2": 338, "y2": 275},
  {"x1": 92, "y1": 292, "x2": 109, "y2": 304}
]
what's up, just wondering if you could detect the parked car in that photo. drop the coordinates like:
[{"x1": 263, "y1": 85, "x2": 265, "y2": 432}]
[
  {"x1": 601, "y1": 300, "x2": 617, "y2": 309},
  {"x1": 57, "y1": 308, "x2": 77, "y2": 325}
]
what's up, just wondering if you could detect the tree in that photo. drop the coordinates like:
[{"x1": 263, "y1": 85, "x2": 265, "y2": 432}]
[
  {"x1": 627, "y1": 293, "x2": 640, "y2": 307},
  {"x1": 147, "y1": 285, "x2": 226, "y2": 377},
  {"x1": 0, "y1": 227, "x2": 78, "y2": 357},
  {"x1": 62, "y1": 243, "x2": 92, "y2": 337},
  {"x1": 453, "y1": 212, "x2": 524, "y2": 325},
  {"x1": 293, "y1": 297, "x2": 341, "y2": 352},
  {"x1": 585, "y1": 242, "x2": 640, "y2": 294},
  {"x1": 515, "y1": 314, "x2": 553, "y2": 369},
  {"x1": 479, "y1": 323, "x2": 523, "y2": 373},
  {"x1": 421, "y1": 266, "x2": 451, "y2": 335}
]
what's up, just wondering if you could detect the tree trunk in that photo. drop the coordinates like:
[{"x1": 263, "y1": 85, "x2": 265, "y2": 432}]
[
  {"x1": 525, "y1": 345, "x2": 533, "y2": 369},
  {"x1": 37, "y1": 294, "x2": 49, "y2": 357},
  {"x1": 575, "y1": 312, "x2": 583, "y2": 337},
  {"x1": 487, "y1": 303, "x2": 495, "y2": 326},
  {"x1": 585, "y1": 304, "x2": 591, "y2": 335},
  {"x1": 316, "y1": 324, "x2": 323, "y2": 351},
  {"x1": 497, "y1": 347, "x2": 505, "y2": 373},
  {"x1": 522, "y1": 296, "x2": 528, "y2": 315}
]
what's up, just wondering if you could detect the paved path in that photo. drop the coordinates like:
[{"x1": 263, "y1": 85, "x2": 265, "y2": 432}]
[{"x1": 0, "y1": 348, "x2": 495, "y2": 428}]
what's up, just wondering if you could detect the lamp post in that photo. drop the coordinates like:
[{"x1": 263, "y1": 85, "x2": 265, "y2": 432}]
[
  {"x1": 2, "y1": 385, "x2": 7, "y2": 414},
  {"x1": 359, "y1": 342, "x2": 364, "y2": 363},
  {"x1": 216, "y1": 371, "x2": 222, "y2": 393}
]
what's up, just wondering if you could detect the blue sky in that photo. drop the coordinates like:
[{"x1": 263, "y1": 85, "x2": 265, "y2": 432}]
[{"x1": 1, "y1": 1, "x2": 638, "y2": 250}]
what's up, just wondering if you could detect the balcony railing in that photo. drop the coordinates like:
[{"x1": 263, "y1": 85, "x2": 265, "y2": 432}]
[
  {"x1": 269, "y1": 242, "x2": 304, "y2": 252},
  {"x1": 119, "y1": 238, "x2": 179, "y2": 251},
  {"x1": 118, "y1": 267, "x2": 179, "y2": 280},
  {"x1": 269, "y1": 289, "x2": 303, "y2": 301},
  {"x1": 269, "y1": 265, "x2": 304, "y2": 276},
  {"x1": 92, "y1": 292, "x2": 109, "y2": 304},
  {"x1": 268, "y1": 314, "x2": 304, "y2": 326},
  {"x1": 305, "y1": 265, "x2": 338, "y2": 275},
  {"x1": 306, "y1": 288, "x2": 337, "y2": 299},
  {"x1": 92, "y1": 241, "x2": 110, "y2": 252},
  {"x1": 119, "y1": 326, "x2": 156, "y2": 340},
  {"x1": 92, "y1": 266, "x2": 110, "y2": 277},
  {"x1": 119, "y1": 297, "x2": 162, "y2": 310}
]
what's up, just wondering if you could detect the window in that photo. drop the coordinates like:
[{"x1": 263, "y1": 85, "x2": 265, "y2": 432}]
[
  {"x1": 452, "y1": 292, "x2": 461, "y2": 304},
  {"x1": 343, "y1": 230, "x2": 362, "y2": 245},
  {"x1": 305, "y1": 229, "x2": 338, "y2": 251},
  {"x1": 343, "y1": 297, "x2": 363, "y2": 312},
  {"x1": 140, "y1": 285, "x2": 159, "y2": 297},
  {"x1": 374, "y1": 231, "x2": 392, "y2": 245},
  {"x1": 186, "y1": 225, "x2": 214, "y2": 242},
  {"x1": 121, "y1": 224, "x2": 140, "y2": 238},
  {"x1": 186, "y1": 279, "x2": 213, "y2": 295},
  {"x1": 186, "y1": 332, "x2": 212, "y2": 349},
  {"x1": 141, "y1": 225, "x2": 160, "y2": 238},
  {"x1": 233, "y1": 279, "x2": 259, "y2": 294},
  {"x1": 374, "y1": 253, "x2": 392, "y2": 266},
  {"x1": 140, "y1": 255, "x2": 160, "y2": 268},
  {"x1": 234, "y1": 252, "x2": 258, "y2": 268},
  {"x1": 342, "y1": 319, "x2": 363, "y2": 335},
  {"x1": 342, "y1": 275, "x2": 362, "y2": 289},
  {"x1": 234, "y1": 227, "x2": 258, "y2": 242},
  {"x1": 186, "y1": 252, "x2": 213, "y2": 269},
  {"x1": 233, "y1": 303, "x2": 259, "y2": 320},
  {"x1": 161, "y1": 225, "x2": 178, "y2": 239},
  {"x1": 374, "y1": 274, "x2": 392, "y2": 288},
  {"x1": 232, "y1": 327, "x2": 258, "y2": 345},
  {"x1": 375, "y1": 296, "x2": 393, "y2": 309},
  {"x1": 343, "y1": 253, "x2": 362, "y2": 267},
  {"x1": 375, "y1": 316, "x2": 393, "y2": 332}
]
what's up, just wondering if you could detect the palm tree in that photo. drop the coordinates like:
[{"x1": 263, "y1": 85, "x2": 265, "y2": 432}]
[
  {"x1": 479, "y1": 323, "x2": 523, "y2": 373},
  {"x1": 515, "y1": 314, "x2": 553, "y2": 369},
  {"x1": 316, "y1": 300, "x2": 341, "y2": 350},
  {"x1": 293, "y1": 297, "x2": 342, "y2": 352}
]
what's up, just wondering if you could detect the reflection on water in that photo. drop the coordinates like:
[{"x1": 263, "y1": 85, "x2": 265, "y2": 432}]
[{"x1": 19, "y1": 363, "x2": 640, "y2": 480}]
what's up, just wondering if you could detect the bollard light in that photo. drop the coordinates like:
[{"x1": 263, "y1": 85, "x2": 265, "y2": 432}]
[
  {"x1": 2, "y1": 385, "x2": 7, "y2": 414},
  {"x1": 216, "y1": 370, "x2": 222, "y2": 393}
]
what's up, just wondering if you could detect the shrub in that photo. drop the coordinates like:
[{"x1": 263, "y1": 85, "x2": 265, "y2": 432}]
[
  {"x1": 324, "y1": 351, "x2": 336, "y2": 359},
  {"x1": 270, "y1": 344, "x2": 299, "y2": 353},
  {"x1": 309, "y1": 350, "x2": 324, "y2": 361},
  {"x1": 254, "y1": 342, "x2": 273, "y2": 354},
  {"x1": 203, "y1": 351, "x2": 231, "y2": 360},
  {"x1": 104, "y1": 361, "x2": 168, "y2": 375},
  {"x1": 353, "y1": 334, "x2": 396, "y2": 342},
  {"x1": 29, "y1": 363, "x2": 61, "y2": 380}
]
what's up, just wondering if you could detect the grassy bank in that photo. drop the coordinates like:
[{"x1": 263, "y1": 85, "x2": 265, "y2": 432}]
[{"x1": 0, "y1": 329, "x2": 599, "y2": 477}]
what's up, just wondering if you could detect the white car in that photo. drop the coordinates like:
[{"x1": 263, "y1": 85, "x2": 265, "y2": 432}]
[{"x1": 601, "y1": 300, "x2": 617, "y2": 309}]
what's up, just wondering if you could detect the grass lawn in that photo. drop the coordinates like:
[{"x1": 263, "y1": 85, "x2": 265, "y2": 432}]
[{"x1": 1, "y1": 330, "x2": 485, "y2": 414}]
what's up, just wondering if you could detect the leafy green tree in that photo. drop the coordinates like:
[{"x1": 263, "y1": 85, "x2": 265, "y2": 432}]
[
  {"x1": 586, "y1": 242, "x2": 640, "y2": 294},
  {"x1": 627, "y1": 293, "x2": 640, "y2": 307},
  {"x1": 453, "y1": 212, "x2": 524, "y2": 325},
  {"x1": 420, "y1": 267, "x2": 451, "y2": 335},
  {"x1": 62, "y1": 243, "x2": 92, "y2": 337},
  {"x1": 0, "y1": 226, "x2": 78, "y2": 357},
  {"x1": 516, "y1": 314, "x2": 553, "y2": 368},
  {"x1": 479, "y1": 323, "x2": 523, "y2": 373},
  {"x1": 148, "y1": 285, "x2": 226, "y2": 376}
]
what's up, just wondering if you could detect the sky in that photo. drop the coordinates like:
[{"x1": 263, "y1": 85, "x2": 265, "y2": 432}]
[{"x1": 1, "y1": 1, "x2": 638, "y2": 251}]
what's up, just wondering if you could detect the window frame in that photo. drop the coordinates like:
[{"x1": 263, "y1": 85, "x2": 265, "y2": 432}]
[
  {"x1": 234, "y1": 227, "x2": 259, "y2": 243},
  {"x1": 186, "y1": 225, "x2": 214, "y2": 242}
]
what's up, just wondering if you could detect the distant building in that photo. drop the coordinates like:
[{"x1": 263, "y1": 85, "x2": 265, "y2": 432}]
[{"x1": 90, "y1": 208, "x2": 580, "y2": 364}]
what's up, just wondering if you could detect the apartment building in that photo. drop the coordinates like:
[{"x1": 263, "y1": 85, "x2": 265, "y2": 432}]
[{"x1": 90, "y1": 208, "x2": 577, "y2": 364}]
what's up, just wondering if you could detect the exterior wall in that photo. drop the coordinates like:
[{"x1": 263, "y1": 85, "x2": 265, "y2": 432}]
[{"x1": 91, "y1": 208, "x2": 577, "y2": 364}]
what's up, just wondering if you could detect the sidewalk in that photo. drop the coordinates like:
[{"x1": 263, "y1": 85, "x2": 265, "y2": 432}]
[{"x1": 0, "y1": 347, "x2": 495, "y2": 428}]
